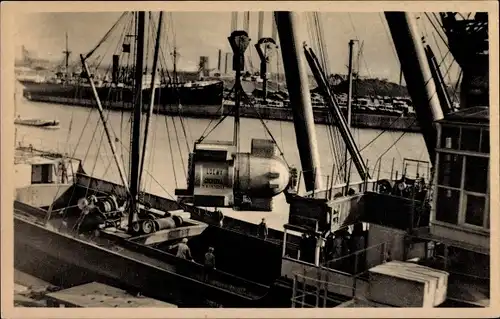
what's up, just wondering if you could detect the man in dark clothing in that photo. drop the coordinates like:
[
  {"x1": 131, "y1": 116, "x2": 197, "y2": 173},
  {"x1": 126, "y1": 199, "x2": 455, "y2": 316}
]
[
  {"x1": 349, "y1": 223, "x2": 366, "y2": 274},
  {"x1": 258, "y1": 218, "x2": 268, "y2": 240},
  {"x1": 203, "y1": 247, "x2": 216, "y2": 282}
]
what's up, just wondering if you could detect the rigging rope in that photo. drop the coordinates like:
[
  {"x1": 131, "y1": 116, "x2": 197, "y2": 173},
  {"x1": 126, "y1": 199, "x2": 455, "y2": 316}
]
[
  {"x1": 84, "y1": 12, "x2": 130, "y2": 60},
  {"x1": 170, "y1": 116, "x2": 187, "y2": 179},
  {"x1": 151, "y1": 16, "x2": 197, "y2": 157},
  {"x1": 240, "y1": 90, "x2": 291, "y2": 168},
  {"x1": 374, "y1": 118, "x2": 418, "y2": 166},
  {"x1": 81, "y1": 23, "x2": 128, "y2": 168},
  {"x1": 197, "y1": 86, "x2": 235, "y2": 142},
  {"x1": 306, "y1": 12, "x2": 346, "y2": 182},
  {"x1": 164, "y1": 115, "x2": 179, "y2": 187},
  {"x1": 425, "y1": 13, "x2": 452, "y2": 53}
]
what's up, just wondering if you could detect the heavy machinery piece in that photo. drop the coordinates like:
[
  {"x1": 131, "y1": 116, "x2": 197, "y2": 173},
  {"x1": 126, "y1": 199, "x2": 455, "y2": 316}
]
[{"x1": 175, "y1": 139, "x2": 291, "y2": 211}]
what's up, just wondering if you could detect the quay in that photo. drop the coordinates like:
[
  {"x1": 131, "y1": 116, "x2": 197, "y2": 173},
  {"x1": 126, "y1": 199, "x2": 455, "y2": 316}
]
[{"x1": 23, "y1": 93, "x2": 421, "y2": 132}]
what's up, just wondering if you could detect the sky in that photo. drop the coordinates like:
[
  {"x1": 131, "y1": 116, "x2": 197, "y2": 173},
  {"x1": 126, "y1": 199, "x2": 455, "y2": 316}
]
[{"x1": 13, "y1": 11, "x2": 462, "y2": 84}]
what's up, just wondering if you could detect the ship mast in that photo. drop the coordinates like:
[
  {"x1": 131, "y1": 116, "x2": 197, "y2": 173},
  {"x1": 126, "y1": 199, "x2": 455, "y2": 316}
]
[
  {"x1": 63, "y1": 32, "x2": 71, "y2": 83},
  {"x1": 274, "y1": 12, "x2": 323, "y2": 192},
  {"x1": 385, "y1": 12, "x2": 444, "y2": 165},
  {"x1": 128, "y1": 11, "x2": 146, "y2": 232},
  {"x1": 346, "y1": 39, "x2": 356, "y2": 128},
  {"x1": 172, "y1": 47, "x2": 178, "y2": 83},
  {"x1": 139, "y1": 12, "x2": 164, "y2": 190},
  {"x1": 344, "y1": 39, "x2": 356, "y2": 188}
]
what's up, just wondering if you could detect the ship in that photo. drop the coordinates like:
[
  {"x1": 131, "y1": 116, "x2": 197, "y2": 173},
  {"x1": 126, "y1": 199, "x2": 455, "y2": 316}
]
[
  {"x1": 16, "y1": 12, "x2": 421, "y2": 134},
  {"x1": 11, "y1": 11, "x2": 490, "y2": 309},
  {"x1": 18, "y1": 12, "x2": 224, "y2": 109}
]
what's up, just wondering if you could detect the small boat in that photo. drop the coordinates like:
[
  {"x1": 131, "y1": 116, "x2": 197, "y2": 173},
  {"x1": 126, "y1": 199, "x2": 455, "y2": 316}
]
[
  {"x1": 14, "y1": 90, "x2": 60, "y2": 129},
  {"x1": 14, "y1": 116, "x2": 60, "y2": 129}
]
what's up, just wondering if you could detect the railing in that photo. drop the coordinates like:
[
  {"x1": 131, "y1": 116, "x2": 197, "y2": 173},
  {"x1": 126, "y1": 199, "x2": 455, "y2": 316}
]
[
  {"x1": 322, "y1": 242, "x2": 388, "y2": 276},
  {"x1": 289, "y1": 241, "x2": 389, "y2": 307},
  {"x1": 293, "y1": 157, "x2": 431, "y2": 202},
  {"x1": 16, "y1": 138, "x2": 77, "y2": 158},
  {"x1": 291, "y1": 272, "x2": 353, "y2": 308}
]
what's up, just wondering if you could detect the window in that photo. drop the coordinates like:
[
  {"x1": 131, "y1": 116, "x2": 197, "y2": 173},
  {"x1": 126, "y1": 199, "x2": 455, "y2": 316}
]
[
  {"x1": 435, "y1": 187, "x2": 460, "y2": 224},
  {"x1": 464, "y1": 156, "x2": 488, "y2": 193},
  {"x1": 440, "y1": 126, "x2": 460, "y2": 149},
  {"x1": 486, "y1": 201, "x2": 490, "y2": 229},
  {"x1": 447, "y1": 246, "x2": 490, "y2": 279},
  {"x1": 438, "y1": 154, "x2": 462, "y2": 188},
  {"x1": 464, "y1": 194, "x2": 486, "y2": 226},
  {"x1": 31, "y1": 164, "x2": 53, "y2": 184},
  {"x1": 461, "y1": 127, "x2": 481, "y2": 152},
  {"x1": 481, "y1": 129, "x2": 490, "y2": 153},
  {"x1": 435, "y1": 150, "x2": 489, "y2": 230}
]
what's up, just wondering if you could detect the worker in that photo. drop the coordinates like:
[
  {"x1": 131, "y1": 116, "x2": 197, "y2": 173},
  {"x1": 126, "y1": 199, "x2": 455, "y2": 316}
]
[
  {"x1": 58, "y1": 160, "x2": 68, "y2": 183},
  {"x1": 215, "y1": 208, "x2": 224, "y2": 228},
  {"x1": 258, "y1": 218, "x2": 268, "y2": 240},
  {"x1": 203, "y1": 247, "x2": 216, "y2": 282},
  {"x1": 349, "y1": 222, "x2": 366, "y2": 273},
  {"x1": 169, "y1": 238, "x2": 193, "y2": 261},
  {"x1": 299, "y1": 233, "x2": 308, "y2": 261},
  {"x1": 331, "y1": 228, "x2": 350, "y2": 271}
]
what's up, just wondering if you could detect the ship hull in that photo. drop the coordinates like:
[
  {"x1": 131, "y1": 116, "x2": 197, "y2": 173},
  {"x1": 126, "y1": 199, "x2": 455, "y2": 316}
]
[
  {"x1": 13, "y1": 174, "x2": 299, "y2": 307},
  {"x1": 19, "y1": 80, "x2": 224, "y2": 106},
  {"x1": 14, "y1": 217, "x2": 300, "y2": 308},
  {"x1": 14, "y1": 217, "x2": 259, "y2": 307}
]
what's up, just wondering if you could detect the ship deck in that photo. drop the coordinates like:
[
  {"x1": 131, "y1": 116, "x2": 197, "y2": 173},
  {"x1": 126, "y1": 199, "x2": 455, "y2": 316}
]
[{"x1": 14, "y1": 201, "x2": 274, "y2": 307}]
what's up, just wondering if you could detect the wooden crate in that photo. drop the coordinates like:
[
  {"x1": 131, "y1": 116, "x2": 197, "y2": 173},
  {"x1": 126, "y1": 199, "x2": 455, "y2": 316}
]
[{"x1": 367, "y1": 261, "x2": 448, "y2": 307}]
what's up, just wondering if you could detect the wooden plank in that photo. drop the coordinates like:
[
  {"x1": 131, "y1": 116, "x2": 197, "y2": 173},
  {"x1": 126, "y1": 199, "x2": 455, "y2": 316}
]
[
  {"x1": 14, "y1": 269, "x2": 54, "y2": 291},
  {"x1": 45, "y1": 282, "x2": 177, "y2": 308}
]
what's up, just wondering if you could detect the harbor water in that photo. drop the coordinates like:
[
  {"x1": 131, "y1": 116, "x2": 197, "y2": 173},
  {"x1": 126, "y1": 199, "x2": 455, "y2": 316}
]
[{"x1": 14, "y1": 92, "x2": 428, "y2": 231}]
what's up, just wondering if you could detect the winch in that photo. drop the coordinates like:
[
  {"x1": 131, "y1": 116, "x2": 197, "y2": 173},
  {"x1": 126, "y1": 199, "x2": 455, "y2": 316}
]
[{"x1": 175, "y1": 138, "x2": 291, "y2": 211}]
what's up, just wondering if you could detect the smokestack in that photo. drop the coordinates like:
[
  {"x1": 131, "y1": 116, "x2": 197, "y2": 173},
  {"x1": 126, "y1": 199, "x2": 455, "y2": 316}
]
[
  {"x1": 217, "y1": 49, "x2": 222, "y2": 71},
  {"x1": 231, "y1": 12, "x2": 238, "y2": 31},
  {"x1": 258, "y1": 12, "x2": 264, "y2": 40},
  {"x1": 271, "y1": 15, "x2": 278, "y2": 40},
  {"x1": 112, "y1": 54, "x2": 120, "y2": 84},
  {"x1": 244, "y1": 12, "x2": 250, "y2": 33},
  {"x1": 225, "y1": 52, "x2": 231, "y2": 74}
]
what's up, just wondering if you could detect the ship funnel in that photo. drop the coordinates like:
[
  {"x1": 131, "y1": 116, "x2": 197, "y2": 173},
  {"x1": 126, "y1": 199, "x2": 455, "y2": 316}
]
[
  {"x1": 112, "y1": 55, "x2": 120, "y2": 84},
  {"x1": 217, "y1": 49, "x2": 222, "y2": 71}
]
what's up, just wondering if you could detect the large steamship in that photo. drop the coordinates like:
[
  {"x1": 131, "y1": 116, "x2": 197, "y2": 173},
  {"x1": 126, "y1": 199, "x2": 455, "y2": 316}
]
[{"x1": 19, "y1": 13, "x2": 224, "y2": 108}]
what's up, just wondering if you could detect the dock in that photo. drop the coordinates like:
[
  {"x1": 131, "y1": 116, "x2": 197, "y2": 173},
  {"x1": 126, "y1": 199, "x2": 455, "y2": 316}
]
[
  {"x1": 45, "y1": 282, "x2": 178, "y2": 308},
  {"x1": 14, "y1": 269, "x2": 177, "y2": 308}
]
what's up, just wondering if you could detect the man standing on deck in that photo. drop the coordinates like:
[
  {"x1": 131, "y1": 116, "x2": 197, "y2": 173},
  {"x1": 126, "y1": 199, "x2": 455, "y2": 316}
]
[
  {"x1": 203, "y1": 247, "x2": 216, "y2": 282},
  {"x1": 258, "y1": 218, "x2": 268, "y2": 240},
  {"x1": 169, "y1": 238, "x2": 193, "y2": 261}
]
